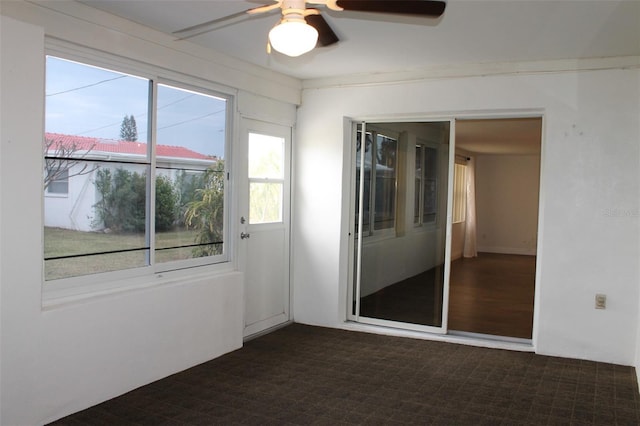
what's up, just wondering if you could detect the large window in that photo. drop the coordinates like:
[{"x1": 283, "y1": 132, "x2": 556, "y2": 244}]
[
  {"x1": 355, "y1": 127, "x2": 398, "y2": 236},
  {"x1": 44, "y1": 56, "x2": 230, "y2": 282}
]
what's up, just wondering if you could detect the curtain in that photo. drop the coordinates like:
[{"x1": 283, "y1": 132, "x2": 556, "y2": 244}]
[{"x1": 463, "y1": 157, "x2": 478, "y2": 258}]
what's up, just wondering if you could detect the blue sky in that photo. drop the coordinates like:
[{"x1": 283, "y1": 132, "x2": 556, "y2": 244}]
[{"x1": 45, "y1": 56, "x2": 227, "y2": 158}]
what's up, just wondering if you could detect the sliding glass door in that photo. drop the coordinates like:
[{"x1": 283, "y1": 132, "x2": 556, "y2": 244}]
[{"x1": 349, "y1": 120, "x2": 454, "y2": 333}]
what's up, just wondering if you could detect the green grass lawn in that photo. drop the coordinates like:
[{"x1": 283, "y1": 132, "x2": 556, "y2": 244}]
[{"x1": 44, "y1": 227, "x2": 208, "y2": 281}]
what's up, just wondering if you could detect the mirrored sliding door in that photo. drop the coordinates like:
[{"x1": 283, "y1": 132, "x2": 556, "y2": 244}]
[{"x1": 350, "y1": 120, "x2": 453, "y2": 333}]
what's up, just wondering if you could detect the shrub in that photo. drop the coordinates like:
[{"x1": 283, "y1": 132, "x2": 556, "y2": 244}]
[{"x1": 93, "y1": 168, "x2": 178, "y2": 233}]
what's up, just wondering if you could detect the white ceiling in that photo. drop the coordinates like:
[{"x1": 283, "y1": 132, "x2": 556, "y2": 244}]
[
  {"x1": 76, "y1": 1, "x2": 633, "y2": 154},
  {"x1": 80, "y1": 0, "x2": 640, "y2": 80},
  {"x1": 456, "y1": 117, "x2": 542, "y2": 155}
]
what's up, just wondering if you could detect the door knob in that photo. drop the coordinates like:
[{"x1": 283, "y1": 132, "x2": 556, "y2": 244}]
[{"x1": 240, "y1": 232, "x2": 250, "y2": 239}]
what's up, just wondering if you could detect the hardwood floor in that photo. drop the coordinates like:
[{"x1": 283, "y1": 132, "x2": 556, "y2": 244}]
[{"x1": 448, "y1": 253, "x2": 536, "y2": 339}]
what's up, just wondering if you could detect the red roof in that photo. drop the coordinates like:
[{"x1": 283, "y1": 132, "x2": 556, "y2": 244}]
[{"x1": 45, "y1": 132, "x2": 215, "y2": 161}]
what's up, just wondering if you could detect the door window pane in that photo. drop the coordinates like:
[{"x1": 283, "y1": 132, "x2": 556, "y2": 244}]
[
  {"x1": 249, "y1": 134, "x2": 284, "y2": 179},
  {"x1": 250, "y1": 182, "x2": 283, "y2": 224},
  {"x1": 248, "y1": 133, "x2": 285, "y2": 225}
]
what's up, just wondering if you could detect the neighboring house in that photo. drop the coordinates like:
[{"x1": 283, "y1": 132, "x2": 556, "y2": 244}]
[{"x1": 44, "y1": 132, "x2": 217, "y2": 231}]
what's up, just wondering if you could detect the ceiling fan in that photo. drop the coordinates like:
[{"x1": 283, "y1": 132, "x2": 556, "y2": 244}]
[{"x1": 173, "y1": 0, "x2": 446, "y2": 57}]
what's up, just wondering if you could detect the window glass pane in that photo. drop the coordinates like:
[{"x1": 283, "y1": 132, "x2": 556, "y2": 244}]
[
  {"x1": 44, "y1": 163, "x2": 149, "y2": 280},
  {"x1": 45, "y1": 250, "x2": 147, "y2": 282},
  {"x1": 250, "y1": 182, "x2": 283, "y2": 224},
  {"x1": 44, "y1": 57, "x2": 151, "y2": 281},
  {"x1": 248, "y1": 132, "x2": 285, "y2": 225},
  {"x1": 46, "y1": 167, "x2": 69, "y2": 194},
  {"x1": 423, "y1": 146, "x2": 438, "y2": 224},
  {"x1": 155, "y1": 84, "x2": 227, "y2": 262},
  {"x1": 374, "y1": 134, "x2": 397, "y2": 230},
  {"x1": 46, "y1": 57, "x2": 149, "y2": 141},
  {"x1": 249, "y1": 133, "x2": 284, "y2": 179}
]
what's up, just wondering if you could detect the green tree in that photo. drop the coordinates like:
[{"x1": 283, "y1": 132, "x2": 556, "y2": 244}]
[
  {"x1": 120, "y1": 115, "x2": 138, "y2": 142},
  {"x1": 155, "y1": 175, "x2": 178, "y2": 232},
  {"x1": 184, "y1": 161, "x2": 225, "y2": 257}
]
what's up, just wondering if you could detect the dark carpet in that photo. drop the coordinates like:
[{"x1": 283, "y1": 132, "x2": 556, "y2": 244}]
[{"x1": 50, "y1": 323, "x2": 640, "y2": 425}]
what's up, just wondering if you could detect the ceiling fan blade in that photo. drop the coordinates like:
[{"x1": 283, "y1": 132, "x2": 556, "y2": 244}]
[
  {"x1": 335, "y1": 0, "x2": 446, "y2": 17},
  {"x1": 305, "y1": 14, "x2": 339, "y2": 47}
]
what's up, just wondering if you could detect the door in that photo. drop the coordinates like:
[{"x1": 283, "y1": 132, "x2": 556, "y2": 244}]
[
  {"x1": 348, "y1": 120, "x2": 455, "y2": 334},
  {"x1": 239, "y1": 119, "x2": 291, "y2": 338}
]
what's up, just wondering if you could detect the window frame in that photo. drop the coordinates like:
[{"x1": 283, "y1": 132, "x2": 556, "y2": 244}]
[{"x1": 43, "y1": 42, "x2": 236, "y2": 300}]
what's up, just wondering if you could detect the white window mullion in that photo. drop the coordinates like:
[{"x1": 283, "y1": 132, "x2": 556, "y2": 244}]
[{"x1": 148, "y1": 79, "x2": 158, "y2": 267}]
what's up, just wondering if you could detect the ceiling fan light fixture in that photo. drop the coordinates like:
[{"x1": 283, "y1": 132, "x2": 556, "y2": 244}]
[{"x1": 268, "y1": 19, "x2": 318, "y2": 57}]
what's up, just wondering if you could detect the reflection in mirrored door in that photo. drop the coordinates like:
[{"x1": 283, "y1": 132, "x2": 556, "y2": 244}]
[{"x1": 352, "y1": 121, "x2": 451, "y2": 331}]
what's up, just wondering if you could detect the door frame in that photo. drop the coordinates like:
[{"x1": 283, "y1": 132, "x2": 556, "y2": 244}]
[{"x1": 343, "y1": 110, "x2": 545, "y2": 347}]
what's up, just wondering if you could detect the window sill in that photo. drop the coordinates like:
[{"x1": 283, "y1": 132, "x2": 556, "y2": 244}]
[{"x1": 42, "y1": 261, "x2": 236, "y2": 310}]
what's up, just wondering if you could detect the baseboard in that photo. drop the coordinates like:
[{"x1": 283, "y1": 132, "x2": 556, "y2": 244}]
[{"x1": 477, "y1": 246, "x2": 536, "y2": 256}]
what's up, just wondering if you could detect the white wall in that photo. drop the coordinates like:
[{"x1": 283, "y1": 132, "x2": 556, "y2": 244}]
[
  {"x1": 0, "y1": 3, "x2": 299, "y2": 424},
  {"x1": 475, "y1": 154, "x2": 540, "y2": 255},
  {"x1": 294, "y1": 64, "x2": 640, "y2": 366}
]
